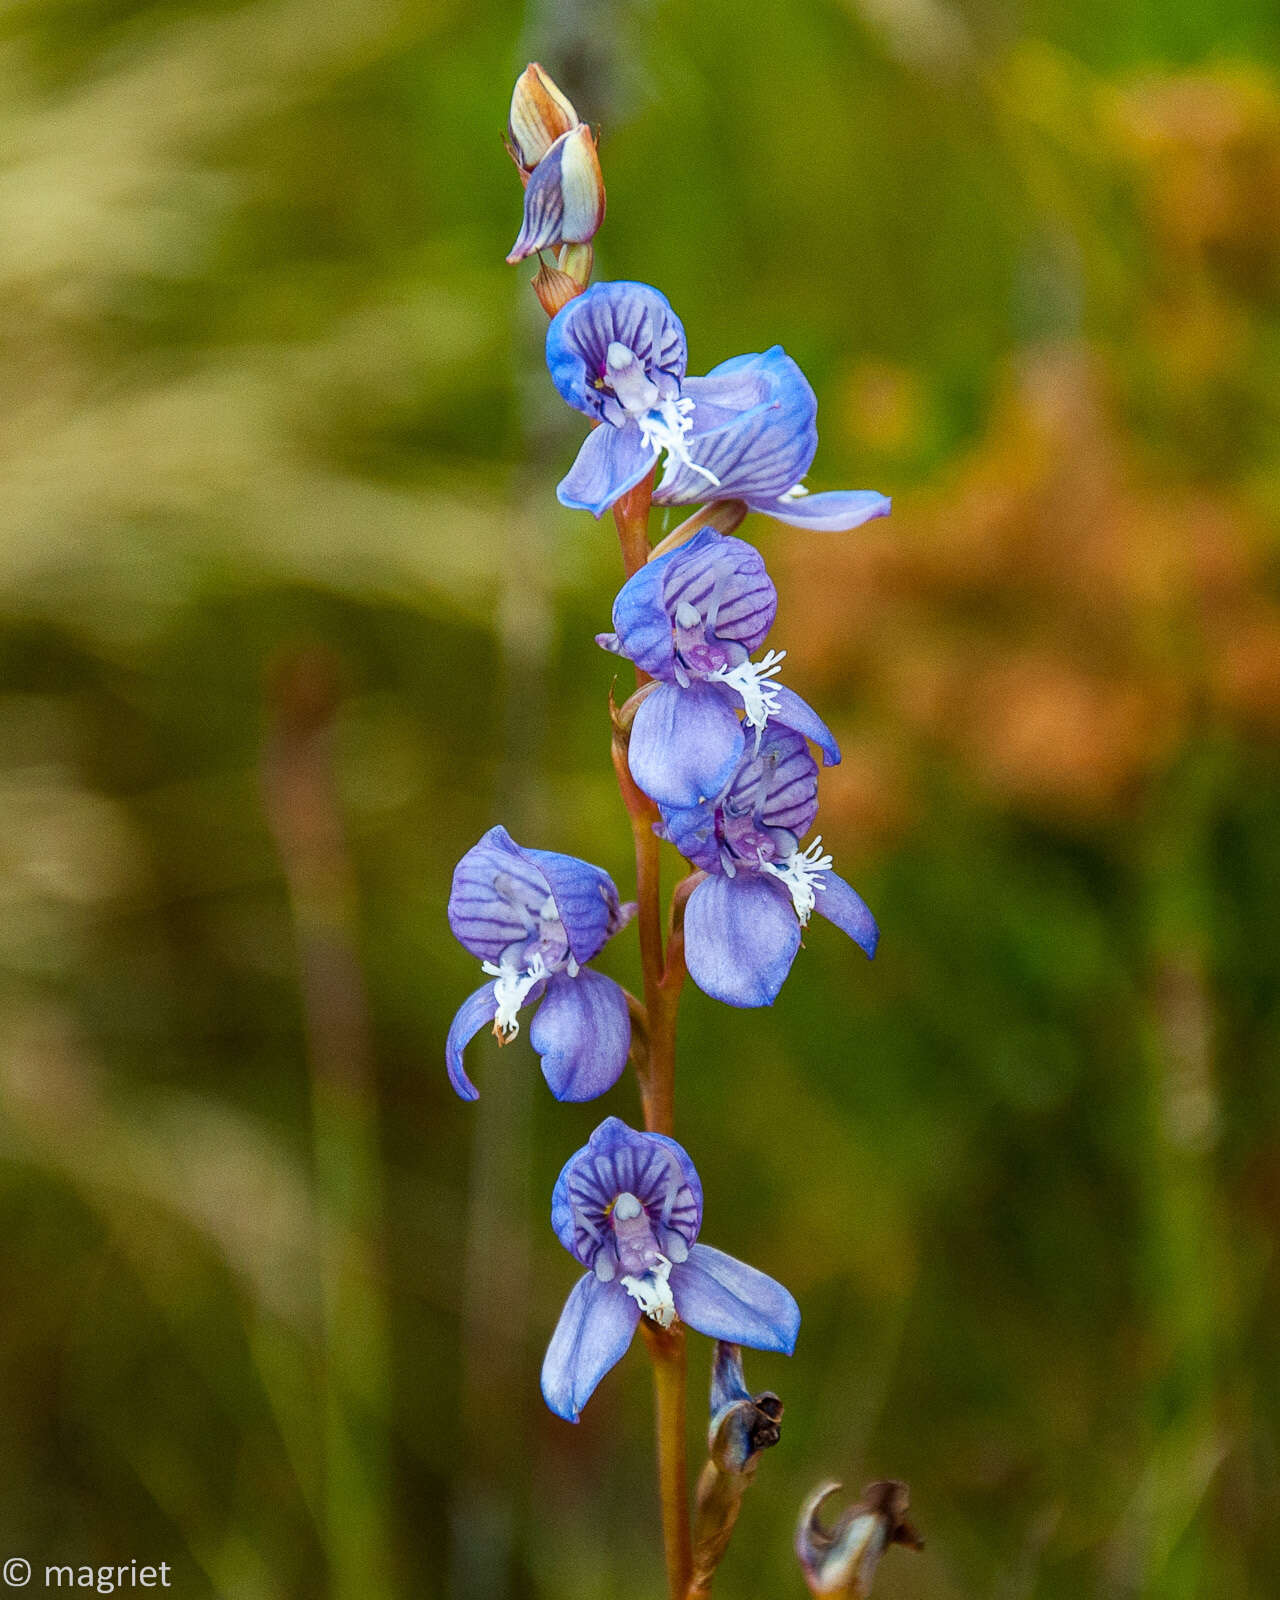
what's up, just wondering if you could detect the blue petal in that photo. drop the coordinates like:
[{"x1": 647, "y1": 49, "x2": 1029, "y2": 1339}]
[
  {"x1": 541, "y1": 1272, "x2": 640, "y2": 1421},
  {"x1": 654, "y1": 348, "x2": 817, "y2": 508},
  {"x1": 629, "y1": 681, "x2": 745, "y2": 810},
  {"x1": 750, "y1": 489, "x2": 891, "y2": 531},
  {"x1": 448, "y1": 825, "x2": 551, "y2": 963},
  {"x1": 602, "y1": 542, "x2": 683, "y2": 678},
  {"x1": 655, "y1": 799, "x2": 720, "y2": 873},
  {"x1": 671, "y1": 1243, "x2": 800, "y2": 1355},
  {"x1": 769, "y1": 683, "x2": 841, "y2": 767},
  {"x1": 813, "y1": 869, "x2": 879, "y2": 958},
  {"x1": 449, "y1": 825, "x2": 624, "y2": 968},
  {"x1": 658, "y1": 725, "x2": 820, "y2": 873},
  {"x1": 661, "y1": 530, "x2": 776, "y2": 661},
  {"x1": 682, "y1": 872, "x2": 800, "y2": 1007},
  {"x1": 557, "y1": 421, "x2": 656, "y2": 518},
  {"x1": 603, "y1": 525, "x2": 773, "y2": 679},
  {"x1": 507, "y1": 129, "x2": 572, "y2": 261},
  {"x1": 530, "y1": 969, "x2": 630, "y2": 1102},
  {"x1": 676, "y1": 351, "x2": 785, "y2": 421},
  {"x1": 709, "y1": 1339, "x2": 753, "y2": 1412},
  {"x1": 732, "y1": 725, "x2": 820, "y2": 836},
  {"x1": 444, "y1": 982, "x2": 498, "y2": 1101},
  {"x1": 525, "y1": 844, "x2": 624, "y2": 965},
  {"x1": 546, "y1": 281, "x2": 687, "y2": 420},
  {"x1": 551, "y1": 1117, "x2": 704, "y2": 1262}
]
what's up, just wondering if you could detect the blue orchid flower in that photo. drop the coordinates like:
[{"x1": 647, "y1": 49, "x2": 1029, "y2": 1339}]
[
  {"x1": 657, "y1": 726, "x2": 878, "y2": 1007},
  {"x1": 446, "y1": 826, "x2": 634, "y2": 1101},
  {"x1": 541, "y1": 1117, "x2": 800, "y2": 1421},
  {"x1": 546, "y1": 280, "x2": 890, "y2": 529},
  {"x1": 598, "y1": 527, "x2": 840, "y2": 808}
]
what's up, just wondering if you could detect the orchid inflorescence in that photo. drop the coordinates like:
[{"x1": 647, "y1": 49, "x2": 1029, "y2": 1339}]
[{"x1": 444, "y1": 62, "x2": 921, "y2": 1599}]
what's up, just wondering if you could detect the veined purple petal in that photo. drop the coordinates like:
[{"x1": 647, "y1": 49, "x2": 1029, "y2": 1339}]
[
  {"x1": 551, "y1": 1117, "x2": 703, "y2": 1267},
  {"x1": 655, "y1": 801, "x2": 719, "y2": 874},
  {"x1": 661, "y1": 530, "x2": 776, "y2": 661},
  {"x1": 507, "y1": 127, "x2": 604, "y2": 262},
  {"x1": 449, "y1": 827, "x2": 626, "y2": 972},
  {"x1": 671, "y1": 1243, "x2": 800, "y2": 1354},
  {"x1": 671, "y1": 352, "x2": 779, "y2": 423},
  {"x1": 547, "y1": 282, "x2": 687, "y2": 420},
  {"x1": 445, "y1": 982, "x2": 499, "y2": 1101},
  {"x1": 813, "y1": 869, "x2": 879, "y2": 958},
  {"x1": 507, "y1": 149, "x2": 561, "y2": 260},
  {"x1": 524, "y1": 843, "x2": 625, "y2": 965},
  {"x1": 557, "y1": 421, "x2": 656, "y2": 518},
  {"x1": 683, "y1": 872, "x2": 800, "y2": 1007},
  {"x1": 750, "y1": 488, "x2": 891, "y2": 531},
  {"x1": 658, "y1": 725, "x2": 819, "y2": 876},
  {"x1": 530, "y1": 969, "x2": 630, "y2": 1102},
  {"x1": 769, "y1": 683, "x2": 841, "y2": 767},
  {"x1": 601, "y1": 528, "x2": 777, "y2": 680},
  {"x1": 629, "y1": 680, "x2": 745, "y2": 810},
  {"x1": 736, "y1": 725, "x2": 820, "y2": 836},
  {"x1": 654, "y1": 349, "x2": 817, "y2": 508},
  {"x1": 602, "y1": 543, "x2": 681, "y2": 677},
  {"x1": 448, "y1": 825, "x2": 553, "y2": 964},
  {"x1": 541, "y1": 1272, "x2": 640, "y2": 1421}
]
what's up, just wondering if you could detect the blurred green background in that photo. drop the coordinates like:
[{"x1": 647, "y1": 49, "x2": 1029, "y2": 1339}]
[{"x1": 2, "y1": 0, "x2": 1279, "y2": 1595}]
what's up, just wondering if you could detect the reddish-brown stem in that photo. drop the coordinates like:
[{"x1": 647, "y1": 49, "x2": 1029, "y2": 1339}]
[
  {"x1": 611, "y1": 468, "x2": 673, "y2": 1135},
  {"x1": 643, "y1": 1320, "x2": 692, "y2": 1600},
  {"x1": 609, "y1": 737, "x2": 665, "y2": 1085},
  {"x1": 614, "y1": 469, "x2": 657, "y2": 584},
  {"x1": 612, "y1": 471, "x2": 692, "y2": 1600},
  {"x1": 635, "y1": 819, "x2": 675, "y2": 1134},
  {"x1": 527, "y1": 258, "x2": 691, "y2": 1598}
]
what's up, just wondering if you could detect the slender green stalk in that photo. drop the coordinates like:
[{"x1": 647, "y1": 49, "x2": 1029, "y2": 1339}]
[
  {"x1": 1132, "y1": 755, "x2": 1227, "y2": 1597},
  {"x1": 263, "y1": 650, "x2": 392, "y2": 1600}
]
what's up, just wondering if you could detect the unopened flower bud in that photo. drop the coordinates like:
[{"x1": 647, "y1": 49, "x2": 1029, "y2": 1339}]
[
  {"x1": 707, "y1": 1341, "x2": 783, "y2": 1473},
  {"x1": 507, "y1": 124, "x2": 606, "y2": 264},
  {"x1": 531, "y1": 262, "x2": 582, "y2": 317},
  {"x1": 796, "y1": 1481, "x2": 922, "y2": 1598},
  {"x1": 688, "y1": 1345, "x2": 785, "y2": 1597},
  {"x1": 507, "y1": 63, "x2": 579, "y2": 176}
]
